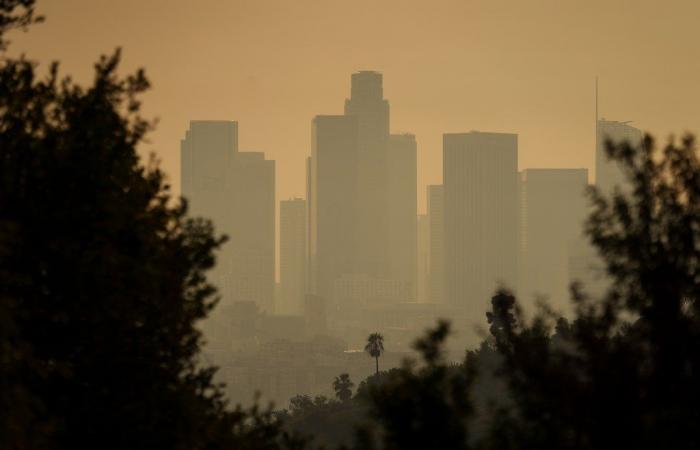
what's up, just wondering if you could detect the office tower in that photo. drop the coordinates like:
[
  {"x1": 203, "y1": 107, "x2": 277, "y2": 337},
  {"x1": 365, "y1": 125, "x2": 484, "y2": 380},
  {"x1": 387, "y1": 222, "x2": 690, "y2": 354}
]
[
  {"x1": 228, "y1": 151, "x2": 276, "y2": 313},
  {"x1": 280, "y1": 198, "x2": 307, "y2": 315},
  {"x1": 387, "y1": 133, "x2": 417, "y2": 299},
  {"x1": 596, "y1": 119, "x2": 643, "y2": 193},
  {"x1": 180, "y1": 121, "x2": 275, "y2": 314},
  {"x1": 309, "y1": 115, "x2": 359, "y2": 300},
  {"x1": 417, "y1": 214, "x2": 429, "y2": 302},
  {"x1": 344, "y1": 71, "x2": 390, "y2": 278},
  {"x1": 444, "y1": 132, "x2": 518, "y2": 319},
  {"x1": 180, "y1": 121, "x2": 238, "y2": 305},
  {"x1": 519, "y1": 169, "x2": 588, "y2": 314},
  {"x1": 305, "y1": 156, "x2": 314, "y2": 294},
  {"x1": 427, "y1": 185, "x2": 445, "y2": 304}
]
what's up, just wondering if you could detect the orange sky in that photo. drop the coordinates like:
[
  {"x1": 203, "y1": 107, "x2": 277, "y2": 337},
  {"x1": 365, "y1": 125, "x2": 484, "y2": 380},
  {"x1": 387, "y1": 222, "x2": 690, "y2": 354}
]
[{"x1": 10, "y1": 0, "x2": 700, "y2": 213}]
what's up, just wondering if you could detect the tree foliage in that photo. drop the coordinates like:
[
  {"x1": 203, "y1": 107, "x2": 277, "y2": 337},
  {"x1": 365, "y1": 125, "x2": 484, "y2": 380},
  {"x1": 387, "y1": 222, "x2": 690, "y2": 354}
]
[
  {"x1": 481, "y1": 134, "x2": 700, "y2": 450},
  {"x1": 0, "y1": 1, "x2": 303, "y2": 448},
  {"x1": 333, "y1": 373, "x2": 354, "y2": 403},
  {"x1": 354, "y1": 321, "x2": 474, "y2": 450}
]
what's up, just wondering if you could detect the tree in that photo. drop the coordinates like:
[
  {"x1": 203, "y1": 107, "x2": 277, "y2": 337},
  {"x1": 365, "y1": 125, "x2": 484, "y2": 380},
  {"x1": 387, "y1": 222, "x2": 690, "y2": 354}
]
[
  {"x1": 333, "y1": 373, "x2": 354, "y2": 402},
  {"x1": 365, "y1": 332, "x2": 385, "y2": 375},
  {"x1": 0, "y1": 2, "x2": 305, "y2": 448},
  {"x1": 353, "y1": 321, "x2": 474, "y2": 450},
  {"x1": 481, "y1": 133, "x2": 700, "y2": 450},
  {"x1": 282, "y1": 390, "x2": 366, "y2": 449}
]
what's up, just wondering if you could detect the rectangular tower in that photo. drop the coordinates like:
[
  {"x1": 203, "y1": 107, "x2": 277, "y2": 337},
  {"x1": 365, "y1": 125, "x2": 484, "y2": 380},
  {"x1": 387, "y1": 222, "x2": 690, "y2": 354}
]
[
  {"x1": 280, "y1": 198, "x2": 307, "y2": 315},
  {"x1": 427, "y1": 185, "x2": 445, "y2": 304},
  {"x1": 309, "y1": 115, "x2": 359, "y2": 301},
  {"x1": 228, "y1": 151, "x2": 276, "y2": 313},
  {"x1": 417, "y1": 214, "x2": 429, "y2": 303},
  {"x1": 387, "y1": 133, "x2": 418, "y2": 300},
  {"x1": 344, "y1": 71, "x2": 391, "y2": 279},
  {"x1": 180, "y1": 121, "x2": 238, "y2": 306},
  {"x1": 444, "y1": 132, "x2": 518, "y2": 321},
  {"x1": 519, "y1": 169, "x2": 588, "y2": 315}
]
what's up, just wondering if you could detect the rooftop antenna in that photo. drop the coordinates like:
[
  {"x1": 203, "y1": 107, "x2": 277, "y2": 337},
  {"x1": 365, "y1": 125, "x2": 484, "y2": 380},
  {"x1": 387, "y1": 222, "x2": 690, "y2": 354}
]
[
  {"x1": 594, "y1": 76, "x2": 599, "y2": 186},
  {"x1": 595, "y1": 76, "x2": 599, "y2": 145}
]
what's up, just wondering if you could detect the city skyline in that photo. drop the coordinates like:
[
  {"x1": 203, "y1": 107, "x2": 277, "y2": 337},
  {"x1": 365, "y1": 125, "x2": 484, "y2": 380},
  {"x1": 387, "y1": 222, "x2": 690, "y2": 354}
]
[
  {"x1": 179, "y1": 70, "x2": 643, "y2": 322},
  {"x1": 12, "y1": 0, "x2": 700, "y2": 215}
]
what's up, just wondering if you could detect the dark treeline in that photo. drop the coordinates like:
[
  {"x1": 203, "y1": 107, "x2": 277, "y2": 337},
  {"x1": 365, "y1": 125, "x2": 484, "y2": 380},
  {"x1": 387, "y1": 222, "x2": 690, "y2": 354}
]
[{"x1": 3, "y1": 1, "x2": 700, "y2": 449}]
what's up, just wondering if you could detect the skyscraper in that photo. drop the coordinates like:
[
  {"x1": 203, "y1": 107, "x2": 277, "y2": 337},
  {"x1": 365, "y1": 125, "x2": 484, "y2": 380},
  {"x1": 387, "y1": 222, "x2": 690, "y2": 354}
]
[
  {"x1": 308, "y1": 115, "x2": 359, "y2": 301},
  {"x1": 180, "y1": 120, "x2": 238, "y2": 305},
  {"x1": 305, "y1": 156, "x2": 314, "y2": 294},
  {"x1": 280, "y1": 198, "x2": 306, "y2": 315},
  {"x1": 180, "y1": 122, "x2": 275, "y2": 314},
  {"x1": 427, "y1": 185, "x2": 445, "y2": 304},
  {"x1": 417, "y1": 214, "x2": 429, "y2": 303},
  {"x1": 596, "y1": 119, "x2": 643, "y2": 193},
  {"x1": 444, "y1": 132, "x2": 518, "y2": 320},
  {"x1": 519, "y1": 169, "x2": 588, "y2": 314},
  {"x1": 227, "y1": 151, "x2": 276, "y2": 313},
  {"x1": 387, "y1": 133, "x2": 417, "y2": 299},
  {"x1": 344, "y1": 71, "x2": 390, "y2": 278}
]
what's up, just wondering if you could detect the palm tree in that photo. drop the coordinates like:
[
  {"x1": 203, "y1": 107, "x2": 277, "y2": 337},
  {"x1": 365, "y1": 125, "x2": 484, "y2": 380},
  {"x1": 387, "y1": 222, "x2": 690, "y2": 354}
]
[
  {"x1": 332, "y1": 373, "x2": 354, "y2": 402},
  {"x1": 364, "y1": 332, "x2": 385, "y2": 375}
]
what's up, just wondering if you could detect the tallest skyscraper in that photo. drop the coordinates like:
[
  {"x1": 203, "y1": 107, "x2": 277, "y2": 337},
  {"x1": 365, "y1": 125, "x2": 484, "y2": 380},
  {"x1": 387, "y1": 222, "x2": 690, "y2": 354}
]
[{"x1": 344, "y1": 71, "x2": 391, "y2": 278}]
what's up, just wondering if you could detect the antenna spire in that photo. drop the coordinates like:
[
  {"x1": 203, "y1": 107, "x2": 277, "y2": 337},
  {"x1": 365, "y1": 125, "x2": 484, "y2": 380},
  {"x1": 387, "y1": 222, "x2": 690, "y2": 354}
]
[
  {"x1": 595, "y1": 76, "x2": 598, "y2": 122},
  {"x1": 595, "y1": 76, "x2": 599, "y2": 150}
]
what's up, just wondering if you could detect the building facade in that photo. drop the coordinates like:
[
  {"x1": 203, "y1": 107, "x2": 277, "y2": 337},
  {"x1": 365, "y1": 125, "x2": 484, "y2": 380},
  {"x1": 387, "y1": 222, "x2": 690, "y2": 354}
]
[
  {"x1": 309, "y1": 115, "x2": 359, "y2": 302},
  {"x1": 416, "y1": 214, "x2": 429, "y2": 303},
  {"x1": 180, "y1": 121, "x2": 275, "y2": 316},
  {"x1": 387, "y1": 133, "x2": 418, "y2": 300},
  {"x1": 280, "y1": 198, "x2": 307, "y2": 315},
  {"x1": 443, "y1": 132, "x2": 518, "y2": 322},
  {"x1": 344, "y1": 71, "x2": 391, "y2": 279},
  {"x1": 427, "y1": 185, "x2": 445, "y2": 304},
  {"x1": 519, "y1": 169, "x2": 588, "y2": 315}
]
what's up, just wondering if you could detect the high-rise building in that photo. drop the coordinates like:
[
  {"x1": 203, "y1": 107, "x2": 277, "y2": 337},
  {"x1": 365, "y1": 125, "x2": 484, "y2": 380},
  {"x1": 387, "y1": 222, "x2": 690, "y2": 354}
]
[
  {"x1": 427, "y1": 185, "x2": 445, "y2": 304},
  {"x1": 180, "y1": 121, "x2": 238, "y2": 305},
  {"x1": 227, "y1": 151, "x2": 275, "y2": 313},
  {"x1": 583, "y1": 118, "x2": 642, "y2": 298},
  {"x1": 417, "y1": 214, "x2": 429, "y2": 303},
  {"x1": 305, "y1": 156, "x2": 314, "y2": 294},
  {"x1": 519, "y1": 169, "x2": 588, "y2": 314},
  {"x1": 280, "y1": 198, "x2": 306, "y2": 315},
  {"x1": 309, "y1": 115, "x2": 359, "y2": 301},
  {"x1": 444, "y1": 132, "x2": 518, "y2": 321},
  {"x1": 596, "y1": 119, "x2": 643, "y2": 193},
  {"x1": 344, "y1": 71, "x2": 390, "y2": 278},
  {"x1": 180, "y1": 121, "x2": 275, "y2": 315},
  {"x1": 387, "y1": 133, "x2": 417, "y2": 299}
]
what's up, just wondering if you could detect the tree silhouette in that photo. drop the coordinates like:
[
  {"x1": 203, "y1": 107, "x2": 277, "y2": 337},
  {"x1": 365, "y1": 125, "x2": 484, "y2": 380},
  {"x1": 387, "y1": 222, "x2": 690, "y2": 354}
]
[
  {"x1": 333, "y1": 373, "x2": 354, "y2": 402},
  {"x1": 353, "y1": 321, "x2": 474, "y2": 450},
  {"x1": 0, "y1": 2, "x2": 304, "y2": 448},
  {"x1": 365, "y1": 332, "x2": 385, "y2": 375},
  {"x1": 481, "y1": 133, "x2": 700, "y2": 450}
]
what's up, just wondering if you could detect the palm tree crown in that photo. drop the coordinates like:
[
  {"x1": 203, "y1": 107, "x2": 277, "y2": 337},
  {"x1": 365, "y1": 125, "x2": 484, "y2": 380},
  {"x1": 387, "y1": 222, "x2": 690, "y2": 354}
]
[{"x1": 365, "y1": 332, "x2": 385, "y2": 374}]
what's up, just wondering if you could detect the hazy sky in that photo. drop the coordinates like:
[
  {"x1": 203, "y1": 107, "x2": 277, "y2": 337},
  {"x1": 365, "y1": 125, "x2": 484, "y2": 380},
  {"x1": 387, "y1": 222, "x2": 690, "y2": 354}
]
[{"x1": 11, "y1": 0, "x2": 700, "y2": 213}]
